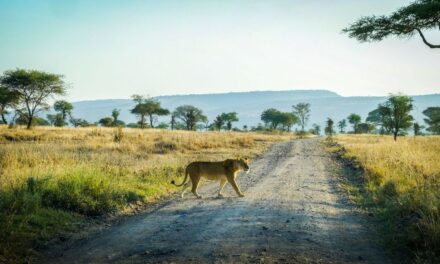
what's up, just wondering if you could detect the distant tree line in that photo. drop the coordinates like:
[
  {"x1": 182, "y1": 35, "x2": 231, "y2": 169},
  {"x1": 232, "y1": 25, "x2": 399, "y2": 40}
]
[
  {"x1": 1, "y1": 69, "x2": 439, "y2": 138},
  {"x1": 259, "y1": 103, "x2": 310, "y2": 133},
  {"x1": 325, "y1": 94, "x2": 440, "y2": 140}
]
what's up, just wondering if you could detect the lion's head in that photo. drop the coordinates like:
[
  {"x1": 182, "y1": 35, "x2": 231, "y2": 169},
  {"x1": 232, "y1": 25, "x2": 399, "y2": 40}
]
[{"x1": 225, "y1": 158, "x2": 250, "y2": 173}]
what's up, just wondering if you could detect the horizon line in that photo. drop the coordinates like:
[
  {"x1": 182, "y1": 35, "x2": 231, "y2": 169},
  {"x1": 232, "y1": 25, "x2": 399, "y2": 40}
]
[{"x1": 71, "y1": 89, "x2": 440, "y2": 103}]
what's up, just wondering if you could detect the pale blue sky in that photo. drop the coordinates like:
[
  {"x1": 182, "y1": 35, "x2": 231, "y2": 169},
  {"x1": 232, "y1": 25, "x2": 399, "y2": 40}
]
[{"x1": 0, "y1": 0, "x2": 439, "y2": 101}]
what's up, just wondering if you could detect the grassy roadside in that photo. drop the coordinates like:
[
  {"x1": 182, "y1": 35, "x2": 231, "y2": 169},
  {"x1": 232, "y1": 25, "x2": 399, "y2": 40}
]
[
  {"x1": 0, "y1": 126, "x2": 294, "y2": 263},
  {"x1": 326, "y1": 135, "x2": 440, "y2": 263}
]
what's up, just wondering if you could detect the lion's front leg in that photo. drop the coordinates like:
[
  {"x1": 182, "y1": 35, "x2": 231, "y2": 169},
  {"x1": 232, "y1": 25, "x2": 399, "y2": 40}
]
[{"x1": 227, "y1": 173, "x2": 244, "y2": 197}]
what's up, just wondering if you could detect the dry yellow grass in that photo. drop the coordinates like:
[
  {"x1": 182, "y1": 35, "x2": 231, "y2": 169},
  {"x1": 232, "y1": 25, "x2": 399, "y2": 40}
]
[
  {"x1": 333, "y1": 135, "x2": 440, "y2": 260},
  {"x1": 335, "y1": 135, "x2": 440, "y2": 192},
  {"x1": 0, "y1": 126, "x2": 294, "y2": 261},
  {"x1": 0, "y1": 126, "x2": 291, "y2": 190}
]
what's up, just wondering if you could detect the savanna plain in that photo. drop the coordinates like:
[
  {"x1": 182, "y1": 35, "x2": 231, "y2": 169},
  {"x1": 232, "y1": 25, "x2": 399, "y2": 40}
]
[
  {"x1": 1, "y1": 127, "x2": 440, "y2": 263},
  {"x1": 0, "y1": 126, "x2": 293, "y2": 262}
]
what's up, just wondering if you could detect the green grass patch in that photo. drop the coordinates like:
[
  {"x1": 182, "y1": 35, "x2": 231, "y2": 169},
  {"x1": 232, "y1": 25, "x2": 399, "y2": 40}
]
[{"x1": 0, "y1": 166, "x2": 181, "y2": 262}]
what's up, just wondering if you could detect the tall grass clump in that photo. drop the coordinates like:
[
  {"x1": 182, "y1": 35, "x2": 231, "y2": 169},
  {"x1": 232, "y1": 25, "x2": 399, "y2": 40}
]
[
  {"x1": 0, "y1": 126, "x2": 293, "y2": 262},
  {"x1": 333, "y1": 135, "x2": 440, "y2": 261}
]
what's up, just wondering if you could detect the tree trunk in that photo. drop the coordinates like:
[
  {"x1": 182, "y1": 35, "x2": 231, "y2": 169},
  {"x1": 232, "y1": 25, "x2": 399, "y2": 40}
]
[
  {"x1": 149, "y1": 114, "x2": 154, "y2": 128},
  {"x1": 141, "y1": 115, "x2": 145, "y2": 129},
  {"x1": 27, "y1": 115, "x2": 33, "y2": 129},
  {"x1": 393, "y1": 131, "x2": 397, "y2": 141},
  {"x1": 1, "y1": 113, "x2": 7, "y2": 124}
]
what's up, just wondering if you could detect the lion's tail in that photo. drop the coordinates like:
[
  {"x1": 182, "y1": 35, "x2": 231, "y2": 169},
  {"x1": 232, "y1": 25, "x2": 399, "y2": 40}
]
[{"x1": 171, "y1": 168, "x2": 189, "y2": 187}]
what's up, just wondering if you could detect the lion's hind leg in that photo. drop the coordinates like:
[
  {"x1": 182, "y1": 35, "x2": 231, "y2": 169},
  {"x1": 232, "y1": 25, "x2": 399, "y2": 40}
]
[
  {"x1": 180, "y1": 181, "x2": 191, "y2": 198},
  {"x1": 217, "y1": 178, "x2": 227, "y2": 198},
  {"x1": 191, "y1": 176, "x2": 202, "y2": 199}
]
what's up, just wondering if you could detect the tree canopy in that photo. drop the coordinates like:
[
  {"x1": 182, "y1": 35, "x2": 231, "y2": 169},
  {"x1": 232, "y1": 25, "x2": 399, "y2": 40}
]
[
  {"x1": 423, "y1": 106, "x2": 440, "y2": 134},
  {"x1": 347, "y1": 113, "x2": 361, "y2": 133},
  {"x1": 213, "y1": 115, "x2": 225, "y2": 131},
  {"x1": 0, "y1": 69, "x2": 66, "y2": 128},
  {"x1": 337, "y1": 119, "x2": 347, "y2": 133},
  {"x1": 53, "y1": 100, "x2": 73, "y2": 127},
  {"x1": 98, "y1": 109, "x2": 125, "y2": 127},
  {"x1": 261, "y1": 108, "x2": 298, "y2": 131},
  {"x1": 379, "y1": 95, "x2": 414, "y2": 140},
  {"x1": 221, "y1": 112, "x2": 239, "y2": 131},
  {"x1": 343, "y1": 0, "x2": 440, "y2": 49},
  {"x1": 261, "y1": 108, "x2": 282, "y2": 130},
  {"x1": 99, "y1": 117, "x2": 115, "y2": 127},
  {"x1": 413, "y1": 122, "x2": 423, "y2": 135},
  {"x1": 131, "y1": 95, "x2": 169, "y2": 128},
  {"x1": 292, "y1": 103, "x2": 311, "y2": 133},
  {"x1": 213, "y1": 112, "x2": 239, "y2": 131},
  {"x1": 367, "y1": 108, "x2": 392, "y2": 134},
  {"x1": 173, "y1": 105, "x2": 207, "y2": 130},
  {"x1": 311, "y1": 123, "x2": 321, "y2": 135},
  {"x1": 357, "y1": 122, "x2": 376, "y2": 134},
  {"x1": 54, "y1": 100, "x2": 73, "y2": 120},
  {"x1": 0, "y1": 85, "x2": 19, "y2": 124},
  {"x1": 325, "y1": 118, "x2": 334, "y2": 137}
]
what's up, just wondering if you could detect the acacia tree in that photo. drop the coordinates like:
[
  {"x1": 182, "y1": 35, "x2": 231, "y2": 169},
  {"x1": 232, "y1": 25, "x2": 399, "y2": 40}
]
[
  {"x1": 0, "y1": 86, "x2": 19, "y2": 124},
  {"x1": 413, "y1": 122, "x2": 423, "y2": 136},
  {"x1": 312, "y1": 123, "x2": 321, "y2": 135},
  {"x1": 53, "y1": 100, "x2": 73, "y2": 127},
  {"x1": 221, "y1": 112, "x2": 239, "y2": 131},
  {"x1": 261, "y1": 108, "x2": 282, "y2": 129},
  {"x1": 54, "y1": 100, "x2": 73, "y2": 120},
  {"x1": 279, "y1": 112, "x2": 298, "y2": 132},
  {"x1": 112, "y1": 109, "x2": 120, "y2": 125},
  {"x1": 367, "y1": 108, "x2": 392, "y2": 134},
  {"x1": 380, "y1": 95, "x2": 414, "y2": 140},
  {"x1": 173, "y1": 105, "x2": 207, "y2": 131},
  {"x1": 99, "y1": 117, "x2": 114, "y2": 127},
  {"x1": 357, "y1": 122, "x2": 376, "y2": 134},
  {"x1": 47, "y1": 113, "x2": 65, "y2": 127},
  {"x1": 343, "y1": 0, "x2": 440, "y2": 49},
  {"x1": 347, "y1": 113, "x2": 361, "y2": 133},
  {"x1": 337, "y1": 119, "x2": 347, "y2": 133},
  {"x1": 423, "y1": 107, "x2": 440, "y2": 134},
  {"x1": 0, "y1": 69, "x2": 66, "y2": 129},
  {"x1": 213, "y1": 115, "x2": 225, "y2": 131},
  {"x1": 325, "y1": 118, "x2": 334, "y2": 137},
  {"x1": 292, "y1": 103, "x2": 311, "y2": 133},
  {"x1": 261, "y1": 108, "x2": 297, "y2": 131},
  {"x1": 131, "y1": 95, "x2": 169, "y2": 128},
  {"x1": 98, "y1": 109, "x2": 125, "y2": 127}
]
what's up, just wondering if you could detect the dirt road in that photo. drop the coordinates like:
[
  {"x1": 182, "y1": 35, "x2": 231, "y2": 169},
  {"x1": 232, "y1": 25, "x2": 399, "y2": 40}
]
[{"x1": 46, "y1": 138, "x2": 391, "y2": 263}]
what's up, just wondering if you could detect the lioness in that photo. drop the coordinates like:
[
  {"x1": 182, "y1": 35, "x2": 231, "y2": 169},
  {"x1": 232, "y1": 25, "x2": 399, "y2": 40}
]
[{"x1": 171, "y1": 158, "x2": 250, "y2": 198}]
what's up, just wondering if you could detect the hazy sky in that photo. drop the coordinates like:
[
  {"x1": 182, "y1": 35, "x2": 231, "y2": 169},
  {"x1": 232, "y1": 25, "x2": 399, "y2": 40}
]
[{"x1": 0, "y1": 0, "x2": 439, "y2": 101}]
